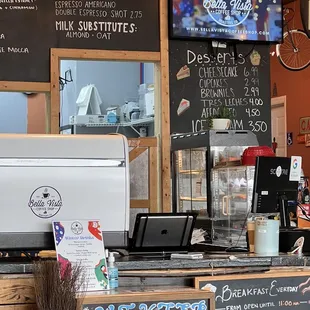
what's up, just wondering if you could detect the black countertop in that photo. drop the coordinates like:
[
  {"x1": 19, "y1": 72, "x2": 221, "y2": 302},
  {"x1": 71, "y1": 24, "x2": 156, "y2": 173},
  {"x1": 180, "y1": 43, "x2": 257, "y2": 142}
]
[{"x1": 0, "y1": 253, "x2": 308, "y2": 274}]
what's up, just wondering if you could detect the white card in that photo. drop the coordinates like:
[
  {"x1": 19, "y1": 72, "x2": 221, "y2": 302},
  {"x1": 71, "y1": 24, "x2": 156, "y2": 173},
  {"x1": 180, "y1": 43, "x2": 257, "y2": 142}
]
[
  {"x1": 53, "y1": 220, "x2": 109, "y2": 292},
  {"x1": 289, "y1": 156, "x2": 302, "y2": 181}
]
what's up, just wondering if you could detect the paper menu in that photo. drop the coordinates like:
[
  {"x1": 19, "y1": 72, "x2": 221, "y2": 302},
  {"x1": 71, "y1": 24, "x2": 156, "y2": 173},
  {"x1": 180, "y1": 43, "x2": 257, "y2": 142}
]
[{"x1": 53, "y1": 220, "x2": 109, "y2": 291}]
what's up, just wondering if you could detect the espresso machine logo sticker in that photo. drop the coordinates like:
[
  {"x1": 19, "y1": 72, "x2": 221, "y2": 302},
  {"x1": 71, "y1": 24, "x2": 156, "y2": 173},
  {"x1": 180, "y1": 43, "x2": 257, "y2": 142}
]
[
  {"x1": 203, "y1": 0, "x2": 253, "y2": 27},
  {"x1": 28, "y1": 186, "x2": 62, "y2": 218},
  {"x1": 71, "y1": 221, "x2": 83, "y2": 235}
]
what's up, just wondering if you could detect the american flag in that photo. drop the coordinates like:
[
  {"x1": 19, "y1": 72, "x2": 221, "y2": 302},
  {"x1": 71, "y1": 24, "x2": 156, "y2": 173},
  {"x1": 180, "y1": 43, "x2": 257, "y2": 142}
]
[{"x1": 53, "y1": 222, "x2": 65, "y2": 246}]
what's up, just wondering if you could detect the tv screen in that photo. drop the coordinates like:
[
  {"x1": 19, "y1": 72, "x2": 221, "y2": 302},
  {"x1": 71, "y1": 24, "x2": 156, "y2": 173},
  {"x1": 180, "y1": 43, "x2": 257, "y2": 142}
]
[{"x1": 170, "y1": 0, "x2": 283, "y2": 43}]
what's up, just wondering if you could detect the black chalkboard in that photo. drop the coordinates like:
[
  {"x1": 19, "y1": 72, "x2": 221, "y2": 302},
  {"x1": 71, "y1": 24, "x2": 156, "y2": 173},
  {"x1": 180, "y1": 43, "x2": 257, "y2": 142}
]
[
  {"x1": 83, "y1": 299, "x2": 211, "y2": 310},
  {"x1": 0, "y1": 0, "x2": 159, "y2": 83},
  {"x1": 0, "y1": 2, "x2": 55, "y2": 82},
  {"x1": 169, "y1": 41, "x2": 271, "y2": 146},
  {"x1": 54, "y1": 0, "x2": 160, "y2": 52},
  {"x1": 196, "y1": 273, "x2": 310, "y2": 310}
]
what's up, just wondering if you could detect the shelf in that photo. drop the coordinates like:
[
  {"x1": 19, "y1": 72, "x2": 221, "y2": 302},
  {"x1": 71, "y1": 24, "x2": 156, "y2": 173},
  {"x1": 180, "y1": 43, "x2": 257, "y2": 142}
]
[
  {"x1": 179, "y1": 169, "x2": 205, "y2": 175},
  {"x1": 72, "y1": 117, "x2": 154, "y2": 127},
  {"x1": 180, "y1": 196, "x2": 207, "y2": 202}
]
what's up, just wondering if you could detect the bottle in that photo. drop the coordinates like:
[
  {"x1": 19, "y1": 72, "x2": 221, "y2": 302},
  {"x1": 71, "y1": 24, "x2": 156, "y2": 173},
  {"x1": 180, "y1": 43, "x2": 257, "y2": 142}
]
[{"x1": 108, "y1": 252, "x2": 118, "y2": 289}]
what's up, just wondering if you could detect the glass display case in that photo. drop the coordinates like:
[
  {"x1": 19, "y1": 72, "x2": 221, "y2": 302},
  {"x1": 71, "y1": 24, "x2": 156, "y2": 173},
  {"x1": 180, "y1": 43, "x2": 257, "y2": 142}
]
[
  {"x1": 211, "y1": 165, "x2": 255, "y2": 247},
  {"x1": 171, "y1": 130, "x2": 259, "y2": 247}
]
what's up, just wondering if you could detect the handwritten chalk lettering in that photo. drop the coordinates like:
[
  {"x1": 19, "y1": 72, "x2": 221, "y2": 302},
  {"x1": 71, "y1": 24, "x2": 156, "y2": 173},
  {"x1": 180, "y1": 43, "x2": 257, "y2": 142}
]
[
  {"x1": 279, "y1": 300, "x2": 300, "y2": 307},
  {"x1": 0, "y1": 47, "x2": 5, "y2": 53},
  {"x1": 244, "y1": 78, "x2": 260, "y2": 87},
  {"x1": 202, "y1": 99, "x2": 223, "y2": 107},
  {"x1": 56, "y1": 9, "x2": 77, "y2": 16},
  {"x1": 77, "y1": 21, "x2": 136, "y2": 33},
  {"x1": 55, "y1": 1, "x2": 83, "y2": 9},
  {"x1": 244, "y1": 304, "x2": 259, "y2": 309},
  {"x1": 187, "y1": 50, "x2": 245, "y2": 66},
  {"x1": 199, "y1": 78, "x2": 228, "y2": 89},
  {"x1": 96, "y1": 32, "x2": 112, "y2": 39},
  {"x1": 192, "y1": 119, "x2": 209, "y2": 132},
  {"x1": 202, "y1": 98, "x2": 248, "y2": 108},
  {"x1": 201, "y1": 107, "x2": 236, "y2": 118},
  {"x1": 201, "y1": 107, "x2": 220, "y2": 118},
  {"x1": 230, "y1": 119, "x2": 244, "y2": 130},
  {"x1": 244, "y1": 86, "x2": 259, "y2": 97},
  {"x1": 216, "y1": 285, "x2": 270, "y2": 303},
  {"x1": 0, "y1": 34, "x2": 5, "y2": 39},
  {"x1": 224, "y1": 98, "x2": 248, "y2": 107},
  {"x1": 66, "y1": 31, "x2": 90, "y2": 38},
  {"x1": 245, "y1": 108, "x2": 261, "y2": 118},
  {"x1": 244, "y1": 67, "x2": 259, "y2": 77},
  {"x1": 84, "y1": 1, "x2": 116, "y2": 9},
  {"x1": 78, "y1": 9, "x2": 108, "y2": 17},
  {"x1": 225, "y1": 306, "x2": 241, "y2": 310},
  {"x1": 7, "y1": 47, "x2": 29, "y2": 53},
  {"x1": 130, "y1": 11, "x2": 143, "y2": 19},
  {"x1": 110, "y1": 10, "x2": 128, "y2": 18},
  {"x1": 56, "y1": 21, "x2": 74, "y2": 31},
  {"x1": 249, "y1": 98, "x2": 263, "y2": 106},
  {"x1": 198, "y1": 66, "x2": 238, "y2": 78},
  {"x1": 200, "y1": 88, "x2": 235, "y2": 99},
  {"x1": 6, "y1": 5, "x2": 35, "y2": 10}
]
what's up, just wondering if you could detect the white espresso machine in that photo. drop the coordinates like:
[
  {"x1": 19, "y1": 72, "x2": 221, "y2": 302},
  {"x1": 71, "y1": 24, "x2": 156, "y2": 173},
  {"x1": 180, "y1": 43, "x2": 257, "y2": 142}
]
[{"x1": 0, "y1": 134, "x2": 129, "y2": 250}]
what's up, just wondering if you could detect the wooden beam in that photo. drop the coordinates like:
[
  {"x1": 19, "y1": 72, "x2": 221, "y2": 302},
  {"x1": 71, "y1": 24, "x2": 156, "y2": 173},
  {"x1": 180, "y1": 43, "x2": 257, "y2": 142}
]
[
  {"x1": 159, "y1": 0, "x2": 171, "y2": 212},
  {"x1": 0, "y1": 82, "x2": 50, "y2": 92},
  {"x1": 50, "y1": 49, "x2": 61, "y2": 134},
  {"x1": 128, "y1": 137, "x2": 157, "y2": 148},
  {"x1": 130, "y1": 199, "x2": 150, "y2": 209},
  {"x1": 45, "y1": 93, "x2": 51, "y2": 134},
  {"x1": 149, "y1": 147, "x2": 158, "y2": 212},
  {"x1": 55, "y1": 49, "x2": 160, "y2": 62},
  {"x1": 129, "y1": 147, "x2": 147, "y2": 163}
]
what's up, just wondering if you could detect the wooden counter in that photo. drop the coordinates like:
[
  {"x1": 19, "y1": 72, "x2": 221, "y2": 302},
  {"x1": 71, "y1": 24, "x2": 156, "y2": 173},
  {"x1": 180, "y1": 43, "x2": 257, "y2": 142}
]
[
  {"x1": 0, "y1": 275, "x2": 214, "y2": 310},
  {"x1": 1, "y1": 255, "x2": 310, "y2": 310}
]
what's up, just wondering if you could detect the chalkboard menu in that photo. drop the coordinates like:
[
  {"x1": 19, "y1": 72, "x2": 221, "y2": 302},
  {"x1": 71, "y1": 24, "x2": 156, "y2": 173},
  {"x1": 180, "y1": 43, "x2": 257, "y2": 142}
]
[
  {"x1": 83, "y1": 299, "x2": 211, "y2": 310},
  {"x1": 196, "y1": 273, "x2": 310, "y2": 310},
  {"x1": 0, "y1": 2, "x2": 55, "y2": 82},
  {"x1": 169, "y1": 41, "x2": 271, "y2": 146},
  {"x1": 0, "y1": 0, "x2": 159, "y2": 82},
  {"x1": 54, "y1": 0, "x2": 159, "y2": 51}
]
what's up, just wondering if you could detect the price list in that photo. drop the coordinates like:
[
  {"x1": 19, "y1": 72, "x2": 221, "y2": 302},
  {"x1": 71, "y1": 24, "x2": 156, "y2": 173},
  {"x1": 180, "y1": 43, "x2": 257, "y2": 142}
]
[
  {"x1": 169, "y1": 41, "x2": 271, "y2": 146},
  {"x1": 53, "y1": 0, "x2": 160, "y2": 51},
  {"x1": 243, "y1": 66, "x2": 268, "y2": 134},
  {"x1": 0, "y1": 0, "x2": 159, "y2": 82}
]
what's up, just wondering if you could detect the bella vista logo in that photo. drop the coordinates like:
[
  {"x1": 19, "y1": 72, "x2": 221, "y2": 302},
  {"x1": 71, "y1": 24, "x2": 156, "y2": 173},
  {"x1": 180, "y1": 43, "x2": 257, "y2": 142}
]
[{"x1": 203, "y1": 0, "x2": 253, "y2": 27}]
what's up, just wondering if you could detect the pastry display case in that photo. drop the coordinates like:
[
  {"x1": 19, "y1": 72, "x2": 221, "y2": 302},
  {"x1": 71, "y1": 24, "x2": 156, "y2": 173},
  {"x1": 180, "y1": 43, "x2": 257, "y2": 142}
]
[
  {"x1": 211, "y1": 165, "x2": 255, "y2": 247},
  {"x1": 171, "y1": 130, "x2": 259, "y2": 247}
]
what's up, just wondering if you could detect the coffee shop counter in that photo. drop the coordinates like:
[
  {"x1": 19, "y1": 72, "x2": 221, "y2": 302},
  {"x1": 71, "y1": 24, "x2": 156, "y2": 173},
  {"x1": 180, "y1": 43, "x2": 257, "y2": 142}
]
[{"x1": 1, "y1": 254, "x2": 309, "y2": 310}]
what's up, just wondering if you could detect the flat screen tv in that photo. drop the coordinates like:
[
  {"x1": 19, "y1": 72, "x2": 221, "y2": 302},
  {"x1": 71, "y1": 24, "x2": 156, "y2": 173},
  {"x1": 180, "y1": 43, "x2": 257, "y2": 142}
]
[{"x1": 170, "y1": 0, "x2": 283, "y2": 43}]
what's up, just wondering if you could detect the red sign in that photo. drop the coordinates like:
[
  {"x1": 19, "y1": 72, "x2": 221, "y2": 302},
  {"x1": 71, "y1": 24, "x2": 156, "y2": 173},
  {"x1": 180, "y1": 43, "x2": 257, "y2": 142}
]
[
  {"x1": 300, "y1": 117, "x2": 310, "y2": 134},
  {"x1": 297, "y1": 134, "x2": 306, "y2": 144},
  {"x1": 306, "y1": 134, "x2": 310, "y2": 147}
]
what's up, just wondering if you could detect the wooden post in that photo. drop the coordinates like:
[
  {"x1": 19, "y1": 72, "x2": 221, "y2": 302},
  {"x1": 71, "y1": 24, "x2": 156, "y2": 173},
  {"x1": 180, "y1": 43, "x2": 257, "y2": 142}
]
[{"x1": 159, "y1": 0, "x2": 171, "y2": 212}]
